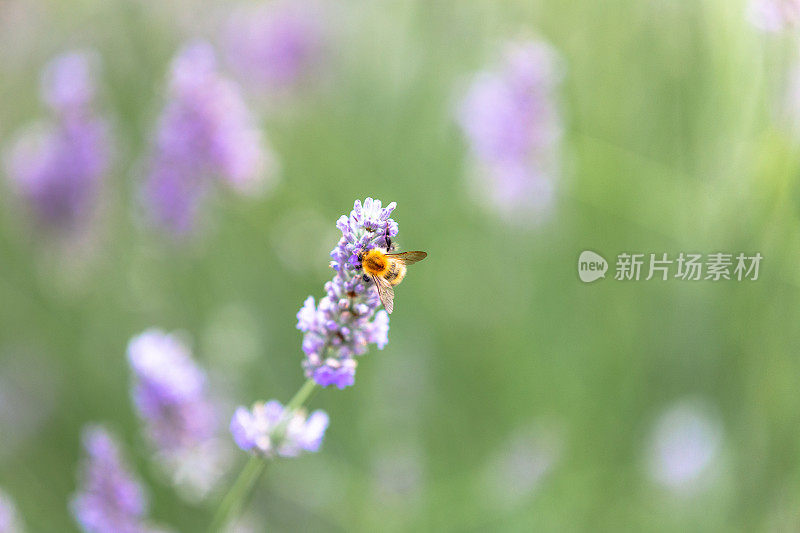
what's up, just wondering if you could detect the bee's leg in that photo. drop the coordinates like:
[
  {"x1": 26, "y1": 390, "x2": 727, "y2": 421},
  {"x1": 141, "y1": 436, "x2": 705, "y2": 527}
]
[
  {"x1": 385, "y1": 235, "x2": 393, "y2": 250},
  {"x1": 362, "y1": 274, "x2": 371, "y2": 283}
]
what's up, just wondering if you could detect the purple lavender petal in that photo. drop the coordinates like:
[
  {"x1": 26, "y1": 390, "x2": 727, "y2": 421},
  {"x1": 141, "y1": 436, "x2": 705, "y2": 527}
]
[
  {"x1": 230, "y1": 407, "x2": 257, "y2": 451},
  {"x1": 366, "y1": 310, "x2": 390, "y2": 349},
  {"x1": 297, "y1": 411, "x2": 329, "y2": 452}
]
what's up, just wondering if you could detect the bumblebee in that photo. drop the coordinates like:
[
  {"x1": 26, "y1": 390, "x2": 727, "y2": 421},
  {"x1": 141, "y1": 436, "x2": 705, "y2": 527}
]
[{"x1": 357, "y1": 248, "x2": 427, "y2": 314}]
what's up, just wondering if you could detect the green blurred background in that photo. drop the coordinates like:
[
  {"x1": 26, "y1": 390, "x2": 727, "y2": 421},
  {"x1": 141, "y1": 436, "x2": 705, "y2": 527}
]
[{"x1": 1, "y1": 0, "x2": 800, "y2": 531}]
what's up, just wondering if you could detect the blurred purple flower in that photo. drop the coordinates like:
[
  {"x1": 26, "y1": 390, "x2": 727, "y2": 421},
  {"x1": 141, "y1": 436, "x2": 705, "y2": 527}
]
[
  {"x1": 747, "y1": 0, "x2": 800, "y2": 32},
  {"x1": 456, "y1": 40, "x2": 562, "y2": 224},
  {"x1": 143, "y1": 42, "x2": 276, "y2": 235},
  {"x1": 70, "y1": 426, "x2": 153, "y2": 533},
  {"x1": 127, "y1": 330, "x2": 232, "y2": 501},
  {"x1": 127, "y1": 329, "x2": 217, "y2": 452},
  {"x1": 230, "y1": 400, "x2": 329, "y2": 457},
  {"x1": 647, "y1": 400, "x2": 722, "y2": 489},
  {"x1": 40, "y1": 51, "x2": 97, "y2": 112},
  {"x1": 0, "y1": 488, "x2": 23, "y2": 532},
  {"x1": 298, "y1": 198, "x2": 396, "y2": 388},
  {"x1": 224, "y1": 0, "x2": 327, "y2": 90},
  {"x1": 4, "y1": 51, "x2": 110, "y2": 232}
]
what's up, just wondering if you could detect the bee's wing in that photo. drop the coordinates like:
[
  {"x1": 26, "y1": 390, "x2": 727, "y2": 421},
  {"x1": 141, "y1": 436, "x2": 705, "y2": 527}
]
[
  {"x1": 386, "y1": 251, "x2": 427, "y2": 265},
  {"x1": 371, "y1": 275, "x2": 395, "y2": 314}
]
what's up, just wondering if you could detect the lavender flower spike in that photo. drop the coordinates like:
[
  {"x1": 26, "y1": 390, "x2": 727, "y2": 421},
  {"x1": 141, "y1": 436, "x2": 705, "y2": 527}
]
[
  {"x1": 127, "y1": 329, "x2": 217, "y2": 452},
  {"x1": 128, "y1": 330, "x2": 232, "y2": 502},
  {"x1": 0, "y1": 488, "x2": 23, "y2": 533},
  {"x1": 456, "y1": 40, "x2": 562, "y2": 225},
  {"x1": 70, "y1": 426, "x2": 154, "y2": 533},
  {"x1": 297, "y1": 198, "x2": 396, "y2": 388},
  {"x1": 4, "y1": 50, "x2": 110, "y2": 232},
  {"x1": 230, "y1": 401, "x2": 329, "y2": 457},
  {"x1": 224, "y1": 0, "x2": 327, "y2": 91},
  {"x1": 143, "y1": 41, "x2": 276, "y2": 234}
]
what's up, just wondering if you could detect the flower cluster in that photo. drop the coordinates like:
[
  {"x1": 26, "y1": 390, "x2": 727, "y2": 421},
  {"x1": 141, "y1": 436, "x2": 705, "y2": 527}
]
[
  {"x1": 143, "y1": 42, "x2": 275, "y2": 235},
  {"x1": 456, "y1": 40, "x2": 562, "y2": 225},
  {"x1": 127, "y1": 330, "x2": 230, "y2": 501},
  {"x1": 127, "y1": 330, "x2": 216, "y2": 452},
  {"x1": 224, "y1": 0, "x2": 327, "y2": 91},
  {"x1": 747, "y1": 0, "x2": 800, "y2": 32},
  {"x1": 4, "y1": 50, "x2": 110, "y2": 232},
  {"x1": 297, "y1": 198, "x2": 395, "y2": 388},
  {"x1": 0, "y1": 488, "x2": 23, "y2": 533},
  {"x1": 70, "y1": 426, "x2": 163, "y2": 533},
  {"x1": 230, "y1": 401, "x2": 329, "y2": 457}
]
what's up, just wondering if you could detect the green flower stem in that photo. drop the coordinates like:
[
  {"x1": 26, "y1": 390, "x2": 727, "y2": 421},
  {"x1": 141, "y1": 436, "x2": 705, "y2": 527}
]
[
  {"x1": 208, "y1": 455, "x2": 267, "y2": 532},
  {"x1": 285, "y1": 377, "x2": 319, "y2": 412},
  {"x1": 208, "y1": 378, "x2": 319, "y2": 532}
]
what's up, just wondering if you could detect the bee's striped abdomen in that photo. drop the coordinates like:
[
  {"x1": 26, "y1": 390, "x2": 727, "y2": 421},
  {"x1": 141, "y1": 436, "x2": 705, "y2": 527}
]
[{"x1": 386, "y1": 262, "x2": 407, "y2": 286}]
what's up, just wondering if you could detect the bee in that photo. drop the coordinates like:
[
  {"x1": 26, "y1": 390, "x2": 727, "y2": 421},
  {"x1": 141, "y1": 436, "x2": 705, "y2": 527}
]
[{"x1": 358, "y1": 248, "x2": 427, "y2": 314}]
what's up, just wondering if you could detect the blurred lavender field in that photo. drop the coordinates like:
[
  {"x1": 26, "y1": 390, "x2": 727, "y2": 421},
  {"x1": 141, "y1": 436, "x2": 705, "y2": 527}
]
[{"x1": 1, "y1": 0, "x2": 800, "y2": 531}]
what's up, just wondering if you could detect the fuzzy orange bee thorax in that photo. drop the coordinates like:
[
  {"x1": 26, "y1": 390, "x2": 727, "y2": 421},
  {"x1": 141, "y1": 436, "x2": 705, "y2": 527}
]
[{"x1": 362, "y1": 249, "x2": 389, "y2": 276}]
